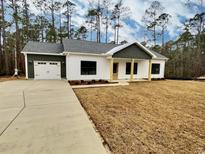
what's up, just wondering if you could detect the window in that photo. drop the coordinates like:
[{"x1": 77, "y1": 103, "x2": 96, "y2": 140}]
[
  {"x1": 50, "y1": 62, "x2": 58, "y2": 65},
  {"x1": 126, "y1": 63, "x2": 131, "y2": 74},
  {"x1": 81, "y1": 61, "x2": 97, "y2": 75},
  {"x1": 126, "y1": 62, "x2": 138, "y2": 74},
  {"x1": 152, "y1": 64, "x2": 160, "y2": 74},
  {"x1": 38, "y1": 62, "x2": 46, "y2": 65},
  {"x1": 134, "y1": 63, "x2": 138, "y2": 74}
]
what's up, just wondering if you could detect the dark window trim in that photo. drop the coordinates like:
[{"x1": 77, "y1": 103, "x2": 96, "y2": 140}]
[
  {"x1": 81, "y1": 61, "x2": 97, "y2": 75},
  {"x1": 152, "y1": 63, "x2": 160, "y2": 74},
  {"x1": 126, "y1": 62, "x2": 138, "y2": 75},
  {"x1": 134, "y1": 63, "x2": 138, "y2": 74},
  {"x1": 126, "y1": 62, "x2": 131, "y2": 75}
]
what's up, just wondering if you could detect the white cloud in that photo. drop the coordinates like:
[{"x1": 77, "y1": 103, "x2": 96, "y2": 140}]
[{"x1": 27, "y1": 0, "x2": 203, "y2": 44}]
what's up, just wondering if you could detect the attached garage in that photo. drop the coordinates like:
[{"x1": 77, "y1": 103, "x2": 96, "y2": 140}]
[
  {"x1": 22, "y1": 42, "x2": 66, "y2": 80},
  {"x1": 26, "y1": 54, "x2": 66, "y2": 79}
]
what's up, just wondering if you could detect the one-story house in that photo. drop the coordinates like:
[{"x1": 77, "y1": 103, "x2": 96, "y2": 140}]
[{"x1": 22, "y1": 39, "x2": 168, "y2": 81}]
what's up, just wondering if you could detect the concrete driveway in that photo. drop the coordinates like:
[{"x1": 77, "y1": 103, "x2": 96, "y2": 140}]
[{"x1": 0, "y1": 80, "x2": 107, "y2": 154}]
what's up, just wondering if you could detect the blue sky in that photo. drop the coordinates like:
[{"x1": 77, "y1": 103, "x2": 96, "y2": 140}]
[{"x1": 27, "y1": 0, "x2": 205, "y2": 45}]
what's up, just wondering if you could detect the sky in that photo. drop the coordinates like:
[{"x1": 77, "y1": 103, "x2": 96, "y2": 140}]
[{"x1": 28, "y1": 0, "x2": 204, "y2": 45}]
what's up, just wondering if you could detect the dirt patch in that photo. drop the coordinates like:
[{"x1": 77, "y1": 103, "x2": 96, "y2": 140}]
[
  {"x1": 0, "y1": 76, "x2": 25, "y2": 82},
  {"x1": 74, "y1": 80, "x2": 205, "y2": 154}
]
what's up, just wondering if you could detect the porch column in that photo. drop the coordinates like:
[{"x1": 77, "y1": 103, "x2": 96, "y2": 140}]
[
  {"x1": 24, "y1": 53, "x2": 28, "y2": 79},
  {"x1": 109, "y1": 58, "x2": 113, "y2": 81},
  {"x1": 130, "y1": 59, "x2": 135, "y2": 81},
  {"x1": 148, "y1": 59, "x2": 152, "y2": 81}
]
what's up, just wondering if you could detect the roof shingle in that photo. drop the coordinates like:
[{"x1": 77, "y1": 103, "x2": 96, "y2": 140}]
[
  {"x1": 62, "y1": 39, "x2": 119, "y2": 54},
  {"x1": 22, "y1": 41, "x2": 63, "y2": 54},
  {"x1": 22, "y1": 39, "x2": 167, "y2": 59}
]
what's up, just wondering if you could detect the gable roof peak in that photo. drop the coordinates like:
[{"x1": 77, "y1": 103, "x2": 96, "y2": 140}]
[{"x1": 106, "y1": 41, "x2": 156, "y2": 58}]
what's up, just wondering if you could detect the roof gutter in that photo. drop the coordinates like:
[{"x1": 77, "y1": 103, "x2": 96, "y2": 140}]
[
  {"x1": 63, "y1": 51, "x2": 107, "y2": 57},
  {"x1": 21, "y1": 51, "x2": 65, "y2": 56},
  {"x1": 152, "y1": 57, "x2": 169, "y2": 61}
]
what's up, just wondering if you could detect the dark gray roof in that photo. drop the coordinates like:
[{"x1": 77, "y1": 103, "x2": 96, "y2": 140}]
[
  {"x1": 22, "y1": 41, "x2": 64, "y2": 54},
  {"x1": 62, "y1": 39, "x2": 119, "y2": 54},
  {"x1": 22, "y1": 40, "x2": 167, "y2": 59},
  {"x1": 150, "y1": 50, "x2": 168, "y2": 59}
]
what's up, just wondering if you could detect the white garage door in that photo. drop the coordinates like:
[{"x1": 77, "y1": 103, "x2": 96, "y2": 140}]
[{"x1": 34, "y1": 61, "x2": 61, "y2": 80}]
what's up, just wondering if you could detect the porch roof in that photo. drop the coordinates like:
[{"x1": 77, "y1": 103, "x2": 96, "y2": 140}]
[
  {"x1": 106, "y1": 42, "x2": 168, "y2": 60},
  {"x1": 112, "y1": 44, "x2": 152, "y2": 60}
]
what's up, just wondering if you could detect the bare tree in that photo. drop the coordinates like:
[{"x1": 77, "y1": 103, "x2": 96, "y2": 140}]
[
  {"x1": 86, "y1": 13, "x2": 96, "y2": 41},
  {"x1": 102, "y1": 0, "x2": 112, "y2": 43},
  {"x1": 142, "y1": 1, "x2": 164, "y2": 46},
  {"x1": 63, "y1": 0, "x2": 75, "y2": 39},
  {"x1": 9, "y1": 0, "x2": 21, "y2": 75},
  {"x1": 33, "y1": 0, "x2": 48, "y2": 42},
  {"x1": 43, "y1": 0, "x2": 62, "y2": 42},
  {"x1": 86, "y1": 0, "x2": 103, "y2": 43},
  {"x1": 111, "y1": 0, "x2": 130, "y2": 44},
  {"x1": 22, "y1": 0, "x2": 30, "y2": 43},
  {"x1": 157, "y1": 13, "x2": 171, "y2": 49}
]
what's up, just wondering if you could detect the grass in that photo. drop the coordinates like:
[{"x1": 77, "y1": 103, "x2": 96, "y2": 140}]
[{"x1": 74, "y1": 80, "x2": 205, "y2": 154}]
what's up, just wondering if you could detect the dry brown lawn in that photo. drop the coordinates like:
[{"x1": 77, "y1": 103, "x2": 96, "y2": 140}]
[
  {"x1": 0, "y1": 76, "x2": 25, "y2": 82},
  {"x1": 74, "y1": 80, "x2": 205, "y2": 154}
]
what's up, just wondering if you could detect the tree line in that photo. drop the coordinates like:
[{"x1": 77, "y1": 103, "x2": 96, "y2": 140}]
[
  {"x1": 141, "y1": 0, "x2": 205, "y2": 78},
  {"x1": 0, "y1": 0, "x2": 204, "y2": 78},
  {"x1": 0, "y1": 0, "x2": 130, "y2": 75}
]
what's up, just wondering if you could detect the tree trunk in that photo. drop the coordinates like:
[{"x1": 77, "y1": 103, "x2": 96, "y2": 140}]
[
  {"x1": 66, "y1": 1, "x2": 73, "y2": 39},
  {"x1": 153, "y1": 25, "x2": 156, "y2": 46},
  {"x1": 116, "y1": 17, "x2": 120, "y2": 44},
  {"x1": 51, "y1": 1, "x2": 56, "y2": 42},
  {"x1": 105, "y1": 22, "x2": 108, "y2": 43},
  {"x1": 69, "y1": 14, "x2": 72, "y2": 38},
  {"x1": 114, "y1": 25, "x2": 116, "y2": 44},
  {"x1": 59, "y1": 14, "x2": 62, "y2": 43},
  {"x1": 105, "y1": 19, "x2": 108, "y2": 43},
  {"x1": 161, "y1": 27, "x2": 165, "y2": 53},
  {"x1": 67, "y1": 14, "x2": 70, "y2": 39},
  {"x1": 66, "y1": 2, "x2": 70, "y2": 39},
  {"x1": 1, "y1": 0, "x2": 9, "y2": 74},
  {"x1": 90, "y1": 24, "x2": 93, "y2": 41},
  {"x1": 96, "y1": 14, "x2": 101, "y2": 43},
  {"x1": 105, "y1": 9, "x2": 109, "y2": 43},
  {"x1": 23, "y1": 0, "x2": 29, "y2": 43},
  {"x1": 12, "y1": 0, "x2": 21, "y2": 74},
  {"x1": 0, "y1": 12, "x2": 2, "y2": 74}
]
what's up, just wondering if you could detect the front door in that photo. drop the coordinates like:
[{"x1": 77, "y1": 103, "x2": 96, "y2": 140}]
[{"x1": 113, "y1": 63, "x2": 119, "y2": 80}]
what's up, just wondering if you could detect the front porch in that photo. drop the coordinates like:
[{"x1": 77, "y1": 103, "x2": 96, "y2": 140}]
[{"x1": 109, "y1": 58, "x2": 152, "y2": 82}]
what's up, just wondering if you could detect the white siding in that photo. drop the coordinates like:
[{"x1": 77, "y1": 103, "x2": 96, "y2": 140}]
[
  {"x1": 151, "y1": 59, "x2": 166, "y2": 79},
  {"x1": 66, "y1": 54, "x2": 166, "y2": 80},
  {"x1": 66, "y1": 54, "x2": 110, "y2": 80},
  {"x1": 117, "y1": 60, "x2": 149, "y2": 79},
  {"x1": 115, "y1": 59, "x2": 166, "y2": 79}
]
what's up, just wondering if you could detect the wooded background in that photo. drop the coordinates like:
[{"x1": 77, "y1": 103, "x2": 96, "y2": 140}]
[{"x1": 0, "y1": 0, "x2": 204, "y2": 78}]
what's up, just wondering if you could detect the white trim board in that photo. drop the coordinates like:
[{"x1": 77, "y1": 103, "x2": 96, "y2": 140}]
[{"x1": 22, "y1": 52, "x2": 64, "y2": 56}]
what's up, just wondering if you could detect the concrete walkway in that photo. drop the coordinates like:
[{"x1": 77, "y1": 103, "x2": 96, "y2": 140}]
[{"x1": 0, "y1": 80, "x2": 107, "y2": 154}]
